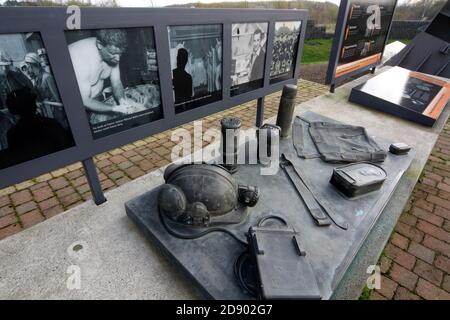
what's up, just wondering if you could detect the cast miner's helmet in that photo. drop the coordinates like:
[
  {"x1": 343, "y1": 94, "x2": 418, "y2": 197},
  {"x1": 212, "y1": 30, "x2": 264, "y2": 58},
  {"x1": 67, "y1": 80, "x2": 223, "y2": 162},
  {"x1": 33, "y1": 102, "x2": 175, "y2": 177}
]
[{"x1": 158, "y1": 163, "x2": 259, "y2": 227}]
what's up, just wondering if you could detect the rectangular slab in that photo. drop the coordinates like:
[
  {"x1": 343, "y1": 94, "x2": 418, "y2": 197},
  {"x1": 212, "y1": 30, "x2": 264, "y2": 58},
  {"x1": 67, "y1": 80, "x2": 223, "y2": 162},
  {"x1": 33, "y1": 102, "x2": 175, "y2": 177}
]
[{"x1": 126, "y1": 111, "x2": 415, "y2": 299}]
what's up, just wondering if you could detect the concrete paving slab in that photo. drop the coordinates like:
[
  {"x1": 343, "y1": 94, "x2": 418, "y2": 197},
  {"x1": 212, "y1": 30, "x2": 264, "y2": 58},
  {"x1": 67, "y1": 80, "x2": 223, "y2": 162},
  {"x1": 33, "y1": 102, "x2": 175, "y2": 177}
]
[{"x1": 0, "y1": 167, "x2": 200, "y2": 299}]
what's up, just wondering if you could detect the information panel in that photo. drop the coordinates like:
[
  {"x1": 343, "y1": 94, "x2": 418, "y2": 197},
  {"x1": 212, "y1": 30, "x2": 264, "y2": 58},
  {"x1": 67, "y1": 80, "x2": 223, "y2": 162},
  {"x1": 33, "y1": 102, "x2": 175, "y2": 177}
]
[
  {"x1": 168, "y1": 24, "x2": 223, "y2": 114},
  {"x1": 230, "y1": 22, "x2": 269, "y2": 97},
  {"x1": 326, "y1": 0, "x2": 397, "y2": 87},
  {"x1": 66, "y1": 27, "x2": 163, "y2": 139},
  {"x1": 270, "y1": 21, "x2": 302, "y2": 84},
  {"x1": 0, "y1": 32, "x2": 75, "y2": 169},
  {"x1": 350, "y1": 66, "x2": 450, "y2": 126}
]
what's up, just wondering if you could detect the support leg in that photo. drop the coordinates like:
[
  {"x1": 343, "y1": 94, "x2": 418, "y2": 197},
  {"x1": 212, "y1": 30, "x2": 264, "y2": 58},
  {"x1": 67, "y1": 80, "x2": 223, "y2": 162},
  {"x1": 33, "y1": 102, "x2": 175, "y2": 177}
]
[
  {"x1": 330, "y1": 84, "x2": 335, "y2": 93},
  {"x1": 256, "y1": 97, "x2": 265, "y2": 128},
  {"x1": 371, "y1": 67, "x2": 376, "y2": 74},
  {"x1": 82, "y1": 158, "x2": 107, "y2": 205}
]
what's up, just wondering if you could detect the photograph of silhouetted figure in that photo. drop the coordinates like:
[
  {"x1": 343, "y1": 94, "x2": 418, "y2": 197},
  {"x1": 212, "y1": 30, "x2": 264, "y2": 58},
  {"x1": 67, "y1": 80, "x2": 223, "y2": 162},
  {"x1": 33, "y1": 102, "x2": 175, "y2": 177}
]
[
  {"x1": 1, "y1": 88, "x2": 74, "y2": 168},
  {"x1": 173, "y1": 48, "x2": 193, "y2": 104},
  {"x1": 168, "y1": 24, "x2": 222, "y2": 114}
]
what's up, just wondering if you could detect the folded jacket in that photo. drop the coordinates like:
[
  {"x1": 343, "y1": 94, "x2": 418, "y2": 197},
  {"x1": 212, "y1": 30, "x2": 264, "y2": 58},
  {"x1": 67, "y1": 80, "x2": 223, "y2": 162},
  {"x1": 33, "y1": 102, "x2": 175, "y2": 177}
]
[{"x1": 299, "y1": 118, "x2": 386, "y2": 163}]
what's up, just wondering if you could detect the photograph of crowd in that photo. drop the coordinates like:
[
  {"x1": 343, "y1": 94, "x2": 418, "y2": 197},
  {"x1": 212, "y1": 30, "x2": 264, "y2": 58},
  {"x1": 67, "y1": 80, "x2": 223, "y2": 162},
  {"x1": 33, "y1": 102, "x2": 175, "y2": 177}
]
[
  {"x1": 270, "y1": 21, "x2": 302, "y2": 83},
  {"x1": 230, "y1": 23, "x2": 268, "y2": 97},
  {"x1": 0, "y1": 32, "x2": 74, "y2": 170},
  {"x1": 66, "y1": 27, "x2": 163, "y2": 139},
  {"x1": 168, "y1": 24, "x2": 222, "y2": 114}
]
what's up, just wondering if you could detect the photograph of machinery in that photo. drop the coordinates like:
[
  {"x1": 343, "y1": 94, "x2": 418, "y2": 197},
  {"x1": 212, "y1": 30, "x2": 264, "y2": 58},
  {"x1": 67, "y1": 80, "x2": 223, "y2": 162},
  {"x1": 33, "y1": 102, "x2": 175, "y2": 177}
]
[
  {"x1": 270, "y1": 21, "x2": 302, "y2": 84},
  {"x1": 0, "y1": 32, "x2": 74, "y2": 170},
  {"x1": 168, "y1": 24, "x2": 223, "y2": 114},
  {"x1": 66, "y1": 27, "x2": 163, "y2": 139},
  {"x1": 230, "y1": 22, "x2": 268, "y2": 96}
]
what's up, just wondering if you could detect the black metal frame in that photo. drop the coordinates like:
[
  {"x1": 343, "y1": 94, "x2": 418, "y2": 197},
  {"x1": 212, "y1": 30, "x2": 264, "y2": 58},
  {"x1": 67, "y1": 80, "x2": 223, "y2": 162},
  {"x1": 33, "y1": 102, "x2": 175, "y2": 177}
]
[
  {"x1": 325, "y1": 0, "x2": 398, "y2": 92},
  {"x1": 0, "y1": 7, "x2": 308, "y2": 204}
]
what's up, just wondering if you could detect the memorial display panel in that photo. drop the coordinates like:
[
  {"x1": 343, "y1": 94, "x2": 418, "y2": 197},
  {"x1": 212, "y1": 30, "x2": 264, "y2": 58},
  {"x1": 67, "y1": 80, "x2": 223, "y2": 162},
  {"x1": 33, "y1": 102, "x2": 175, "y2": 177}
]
[
  {"x1": 230, "y1": 23, "x2": 269, "y2": 97},
  {"x1": 66, "y1": 27, "x2": 163, "y2": 139},
  {"x1": 168, "y1": 24, "x2": 223, "y2": 114},
  {"x1": 270, "y1": 21, "x2": 302, "y2": 84},
  {"x1": 349, "y1": 66, "x2": 450, "y2": 126},
  {"x1": 326, "y1": 0, "x2": 398, "y2": 87},
  {"x1": 336, "y1": 0, "x2": 396, "y2": 78},
  {"x1": 0, "y1": 32, "x2": 75, "y2": 170}
]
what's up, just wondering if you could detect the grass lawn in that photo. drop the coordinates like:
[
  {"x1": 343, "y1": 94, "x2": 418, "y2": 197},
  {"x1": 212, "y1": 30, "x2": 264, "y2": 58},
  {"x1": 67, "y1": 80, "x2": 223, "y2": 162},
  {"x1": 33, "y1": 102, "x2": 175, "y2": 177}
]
[
  {"x1": 301, "y1": 38, "x2": 412, "y2": 65},
  {"x1": 302, "y1": 38, "x2": 333, "y2": 64},
  {"x1": 388, "y1": 38, "x2": 412, "y2": 45}
]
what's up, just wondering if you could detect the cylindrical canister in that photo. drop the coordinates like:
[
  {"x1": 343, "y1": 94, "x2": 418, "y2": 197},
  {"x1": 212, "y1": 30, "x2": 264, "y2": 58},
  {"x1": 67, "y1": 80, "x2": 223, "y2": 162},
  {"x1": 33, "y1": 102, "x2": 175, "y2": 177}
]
[
  {"x1": 276, "y1": 84, "x2": 298, "y2": 138},
  {"x1": 220, "y1": 117, "x2": 241, "y2": 173},
  {"x1": 257, "y1": 123, "x2": 281, "y2": 166}
]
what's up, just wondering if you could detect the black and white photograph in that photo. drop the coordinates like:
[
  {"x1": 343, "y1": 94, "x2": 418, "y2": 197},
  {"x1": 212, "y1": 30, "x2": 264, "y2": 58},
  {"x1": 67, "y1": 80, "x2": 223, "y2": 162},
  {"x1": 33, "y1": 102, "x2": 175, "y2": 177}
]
[
  {"x1": 270, "y1": 21, "x2": 302, "y2": 84},
  {"x1": 66, "y1": 27, "x2": 163, "y2": 139},
  {"x1": 0, "y1": 32, "x2": 75, "y2": 170},
  {"x1": 168, "y1": 24, "x2": 222, "y2": 114},
  {"x1": 230, "y1": 22, "x2": 268, "y2": 97}
]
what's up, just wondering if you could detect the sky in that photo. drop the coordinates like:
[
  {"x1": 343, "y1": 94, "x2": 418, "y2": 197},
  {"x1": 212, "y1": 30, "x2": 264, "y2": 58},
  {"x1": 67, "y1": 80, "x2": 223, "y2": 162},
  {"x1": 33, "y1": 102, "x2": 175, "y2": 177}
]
[
  {"x1": 114, "y1": 0, "x2": 414, "y2": 7},
  {"x1": 116, "y1": 0, "x2": 340, "y2": 7},
  {"x1": 0, "y1": 0, "x2": 414, "y2": 7},
  {"x1": 117, "y1": 0, "x2": 341, "y2": 7}
]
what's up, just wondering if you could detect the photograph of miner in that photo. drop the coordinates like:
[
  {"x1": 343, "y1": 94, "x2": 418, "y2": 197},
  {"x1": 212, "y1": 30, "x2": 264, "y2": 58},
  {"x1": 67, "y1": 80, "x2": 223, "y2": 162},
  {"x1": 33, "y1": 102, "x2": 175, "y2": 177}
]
[
  {"x1": 230, "y1": 22, "x2": 268, "y2": 97},
  {"x1": 270, "y1": 21, "x2": 302, "y2": 84},
  {"x1": 0, "y1": 32, "x2": 74, "y2": 170},
  {"x1": 66, "y1": 27, "x2": 163, "y2": 139},
  {"x1": 168, "y1": 24, "x2": 222, "y2": 114}
]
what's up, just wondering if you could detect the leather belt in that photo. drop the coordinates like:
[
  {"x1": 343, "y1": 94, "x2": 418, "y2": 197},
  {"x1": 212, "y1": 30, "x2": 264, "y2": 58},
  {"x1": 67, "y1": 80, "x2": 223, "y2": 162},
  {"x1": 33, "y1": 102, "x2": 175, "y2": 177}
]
[{"x1": 281, "y1": 153, "x2": 349, "y2": 230}]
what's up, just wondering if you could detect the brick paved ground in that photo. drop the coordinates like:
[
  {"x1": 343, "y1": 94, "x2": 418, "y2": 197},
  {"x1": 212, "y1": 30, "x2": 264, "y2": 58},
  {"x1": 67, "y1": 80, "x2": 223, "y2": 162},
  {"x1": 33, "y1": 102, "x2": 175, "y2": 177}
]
[
  {"x1": 0, "y1": 79, "x2": 327, "y2": 241},
  {"x1": 368, "y1": 121, "x2": 450, "y2": 300},
  {"x1": 1, "y1": 77, "x2": 449, "y2": 300}
]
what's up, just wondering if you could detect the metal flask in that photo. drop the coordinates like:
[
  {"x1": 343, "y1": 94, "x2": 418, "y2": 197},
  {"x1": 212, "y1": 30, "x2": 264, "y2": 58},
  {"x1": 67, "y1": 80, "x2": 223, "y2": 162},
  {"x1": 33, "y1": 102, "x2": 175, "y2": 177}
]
[
  {"x1": 276, "y1": 84, "x2": 298, "y2": 138},
  {"x1": 257, "y1": 123, "x2": 281, "y2": 166},
  {"x1": 158, "y1": 163, "x2": 260, "y2": 227},
  {"x1": 220, "y1": 117, "x2": 241, "y2": 173}
]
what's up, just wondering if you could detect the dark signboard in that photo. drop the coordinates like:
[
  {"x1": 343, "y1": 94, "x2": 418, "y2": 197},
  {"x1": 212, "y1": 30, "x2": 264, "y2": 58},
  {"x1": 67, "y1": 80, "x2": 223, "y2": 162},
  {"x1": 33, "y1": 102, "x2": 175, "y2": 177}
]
[
  {"x1": 350, "y1": 66, "x2": 450, "y2": 126},
  {"x1": 326, "y1": 0, "x2": 398, "y2": 89}
]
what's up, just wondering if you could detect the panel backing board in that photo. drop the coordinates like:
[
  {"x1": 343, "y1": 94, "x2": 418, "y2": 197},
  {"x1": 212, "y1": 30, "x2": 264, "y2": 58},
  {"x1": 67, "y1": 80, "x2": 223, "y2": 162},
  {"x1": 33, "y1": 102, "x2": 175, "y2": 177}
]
[{"x1": 126, "y1": 111, "x2": 414, "y2": 299}]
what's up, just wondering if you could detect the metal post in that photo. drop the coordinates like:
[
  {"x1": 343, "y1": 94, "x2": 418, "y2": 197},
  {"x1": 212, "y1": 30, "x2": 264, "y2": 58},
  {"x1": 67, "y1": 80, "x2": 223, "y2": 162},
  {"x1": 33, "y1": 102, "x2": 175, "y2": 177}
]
[
  {"x1": 82, "y1": 158, "x2": 107, "y2": 205},
  {"x1": 256, "y1": 97, "x2": 265, "y2": 127},
  {"x1": 330, "y1": 83, "x2": 336, "y2": 93}
]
